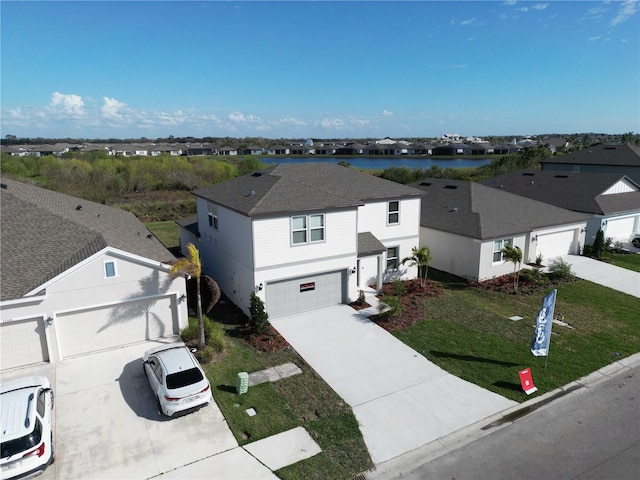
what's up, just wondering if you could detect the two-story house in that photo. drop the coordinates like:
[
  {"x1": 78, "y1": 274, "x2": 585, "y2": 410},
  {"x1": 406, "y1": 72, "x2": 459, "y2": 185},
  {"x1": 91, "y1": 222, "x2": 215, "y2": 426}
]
[{"x1": 178, "y1": 163, "x2": 423, "y2": 318}]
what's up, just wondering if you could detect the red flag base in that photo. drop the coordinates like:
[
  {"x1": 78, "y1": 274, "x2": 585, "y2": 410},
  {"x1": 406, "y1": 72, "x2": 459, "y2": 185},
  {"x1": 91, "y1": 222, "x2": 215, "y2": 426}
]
[{"x1": 519, "y1": 367, "x2": 538, "y2": 395}]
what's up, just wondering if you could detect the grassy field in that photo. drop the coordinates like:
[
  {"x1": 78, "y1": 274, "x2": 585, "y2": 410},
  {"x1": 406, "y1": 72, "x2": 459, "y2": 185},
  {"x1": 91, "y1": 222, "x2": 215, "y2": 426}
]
[
  {"x1": 146, "y1": 220, "x2": 181, "y2": 250},
  {"x1": 603, "y1": 250, "x2": 640, "y2": 272}
]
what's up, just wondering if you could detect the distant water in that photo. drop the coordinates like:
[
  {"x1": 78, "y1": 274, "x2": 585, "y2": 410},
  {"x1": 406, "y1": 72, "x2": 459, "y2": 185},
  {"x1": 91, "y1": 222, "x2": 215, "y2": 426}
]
[{"x1": 259, "y1": 156, "x2": 492, "y2": 170}]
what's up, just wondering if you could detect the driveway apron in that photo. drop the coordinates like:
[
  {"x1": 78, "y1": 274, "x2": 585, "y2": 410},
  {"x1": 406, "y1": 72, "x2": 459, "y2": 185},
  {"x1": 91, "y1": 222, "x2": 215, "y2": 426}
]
[
  {"x1": 559, "y1": 255, "x2": 640, "y2": 298},
  {"x1": 271, "y1": 306, "x2": 517, "y2": 464}
]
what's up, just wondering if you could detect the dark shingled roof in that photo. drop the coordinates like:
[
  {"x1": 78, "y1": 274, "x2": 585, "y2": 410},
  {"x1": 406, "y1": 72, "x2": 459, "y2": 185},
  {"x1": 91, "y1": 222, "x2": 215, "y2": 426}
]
[
  {"x1": 193, "y1": 163, "x2": 424, "y2": 217},
  {"x1": 479, "y1": 170, "x2": 640, "y2": 215},
  {"x1": 358, "y1": 232, "x2": 386, "y2": 256},
  {"x1": 1, "y1": 178, "x2": 175, "y2": 301},
  {"x1": 540, "y1": 144, "x2": 640, "y2": 167},
  {"x1": 410, "y1": 178, "x2": 590, "y2": 240}
]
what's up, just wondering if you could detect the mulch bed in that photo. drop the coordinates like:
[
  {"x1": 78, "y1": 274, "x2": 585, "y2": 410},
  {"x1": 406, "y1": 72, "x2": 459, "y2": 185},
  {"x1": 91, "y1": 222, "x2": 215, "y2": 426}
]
[
  {"x1": 468, "y1": 273, "x2": 577, "y2": 295},
  {"x1": 242, "y1": 325, "x2": 291, "y2": 353}
]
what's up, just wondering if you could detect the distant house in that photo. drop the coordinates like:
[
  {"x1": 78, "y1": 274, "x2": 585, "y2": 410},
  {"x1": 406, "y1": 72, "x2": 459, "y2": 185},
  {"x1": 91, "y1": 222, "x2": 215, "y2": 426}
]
[
  {"x1": 0, "y1": 179, "x2": 188, "y2": 371},
  {"x1": 266, "y1": 145, "x2": 290, "y2": 155},
  {"x1": 410, "y1": 177, "x2": 589, "y2": 281},
  {"x1": 219, "y1": 146, "x2": 238, "y2": 156},
  {"x1": 178, "y1": 163, "x2": 423, "y2": 318},
  {"x1": 481, "y1": 170, "x2": 640, "y2": 246},
  {"x1": 185, "y1": 144, "x2": 217, "y2": 156},
  {"x1": 244, "y1": 146, "x2": 264, "y2": 155},
  {"x1": 540, "y1": 144, "x2": 640, "y2": 184}
]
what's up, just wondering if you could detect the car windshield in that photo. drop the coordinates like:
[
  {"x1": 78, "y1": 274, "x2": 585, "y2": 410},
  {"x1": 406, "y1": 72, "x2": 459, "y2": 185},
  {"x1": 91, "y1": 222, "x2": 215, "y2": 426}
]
[
  {"x1": 166, "y1": 368, "x2": 204, "y2": 390},
  {"x1": 0, "y1": 418, "x2": 42, "y2": 459}
]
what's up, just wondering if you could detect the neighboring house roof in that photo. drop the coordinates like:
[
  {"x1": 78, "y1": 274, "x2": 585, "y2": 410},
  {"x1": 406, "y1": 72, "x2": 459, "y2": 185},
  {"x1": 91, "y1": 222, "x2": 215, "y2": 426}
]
[
  {"x1": 410, "y1": 177, "x2": 589, "y2": 241},
  {"x1": 0, "y1": 178, "x2": 175, "y2": 301},
  {"x1": 540, "y1": 144, "x2": 640, "y2": 167},
  {"x1": 193, "y1": 163, "x2": 424, "y2": 217},
  {"x1": 480, "y1": 170, "x2": 640, "y2": 215}
]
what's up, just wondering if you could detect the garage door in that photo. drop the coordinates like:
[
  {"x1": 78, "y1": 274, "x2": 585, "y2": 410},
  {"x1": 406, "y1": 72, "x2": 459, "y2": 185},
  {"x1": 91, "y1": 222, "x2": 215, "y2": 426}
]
[
  {"x1": 606, "y1": 215, "x2": 637, "y2": 241},
  {"x1": 1, "y1": 317, "x2": 49, "y2": 370},
  {"x1": 267, "y1": 270, "x2": 344, "y2": 318},
  {"x1": 536, "y1": 230, "x2": 576, "y2": 259},
  {"x1": 55, "y1": 296, "x2": 177, "y2": 358}
]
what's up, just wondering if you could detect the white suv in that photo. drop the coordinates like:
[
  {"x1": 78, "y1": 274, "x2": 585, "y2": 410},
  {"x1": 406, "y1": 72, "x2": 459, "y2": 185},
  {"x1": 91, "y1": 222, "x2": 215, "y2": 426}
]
[
  {"x1": 0, "y1": 376, "x2": 54, "y2": 479},
  {"x1": 143, "y1": 342, "x2": 213, "y2": 417}
]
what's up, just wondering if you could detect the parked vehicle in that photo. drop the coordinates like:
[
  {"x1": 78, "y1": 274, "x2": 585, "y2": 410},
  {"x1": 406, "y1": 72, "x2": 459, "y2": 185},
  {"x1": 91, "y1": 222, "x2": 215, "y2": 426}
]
[
  {"x1": 630, "y1": 233, "x2": 640, "y2": 248},
  {"x1": 1, "y1": 376, "x2": 54, "y2": 479},
  {"x1": 143, "y1": 342, "x2": 212, "y2": 417}
]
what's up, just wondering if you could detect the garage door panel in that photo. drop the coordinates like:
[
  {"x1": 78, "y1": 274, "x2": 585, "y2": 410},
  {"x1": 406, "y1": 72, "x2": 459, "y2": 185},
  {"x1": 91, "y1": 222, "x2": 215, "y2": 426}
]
[
  {"x1": 56, "y1": 297, "x2": 177, "y2": 358},
  {"x1": 1, "y1": 318, "x2": 49, "y2": 370},
  {"x1": 267, "y1": 271, "x2": 344, "y2": 318},
  {"x1": 536, "y1": 230, "x2": 576, "y2": 259},
  {"x1": 606, "y1": 216, "x2": 637, "y2": 241}
]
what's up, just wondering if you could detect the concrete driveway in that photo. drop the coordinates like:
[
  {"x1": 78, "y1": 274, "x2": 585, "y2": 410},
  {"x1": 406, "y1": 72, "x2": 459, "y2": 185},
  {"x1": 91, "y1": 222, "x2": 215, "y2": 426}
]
[
  {"x1": 271, "y1": 306, "x2": 517, "y2": 465},
  {"x1": 1, "y1": 340, "x2": 277, "y2": 480},
  {"x1": 559, "y1": 254, "x2": 640, "y2": 298}
]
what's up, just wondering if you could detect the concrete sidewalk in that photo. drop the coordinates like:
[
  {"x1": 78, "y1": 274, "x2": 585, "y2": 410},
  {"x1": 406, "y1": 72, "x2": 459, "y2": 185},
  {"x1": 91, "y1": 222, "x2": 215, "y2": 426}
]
[
  {"x1": 558, "y1": 254, "x2": 640, "y2": 298},
  {"x1": 271, "y1": 304, "x2": 517, "y2": 465}
]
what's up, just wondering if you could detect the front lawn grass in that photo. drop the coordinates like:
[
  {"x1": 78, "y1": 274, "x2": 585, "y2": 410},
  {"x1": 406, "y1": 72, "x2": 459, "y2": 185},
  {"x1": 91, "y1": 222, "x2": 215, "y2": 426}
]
[
  {"x1": 602, "y1": 250, "x2": 640, "y2": 272},
  {"x1": 197, "y1": 303, "x2": 373, "y2": 480},
  {"x1": 145, "y1": 220, "x2": 180, "y2": 250},
  {"x1": 393, "y1": 269, "x2": 640, "y2": 402}
]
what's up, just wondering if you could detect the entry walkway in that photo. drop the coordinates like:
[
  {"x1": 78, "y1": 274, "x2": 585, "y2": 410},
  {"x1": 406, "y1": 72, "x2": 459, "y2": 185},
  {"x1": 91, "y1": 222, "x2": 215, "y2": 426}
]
[
  {"x1": 271, "y1": 305, "x2": 517, "y2": 465},
  {"x1": 558, "y1": 255, "x2": 640, "y2": 298}
]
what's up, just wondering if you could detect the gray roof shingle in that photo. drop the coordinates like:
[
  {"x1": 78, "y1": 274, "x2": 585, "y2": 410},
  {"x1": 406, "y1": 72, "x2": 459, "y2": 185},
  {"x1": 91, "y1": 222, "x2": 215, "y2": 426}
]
[
  {"x1": 410, "y1": 178, "x2": 590, "y2": 240},
  {"x1": 0, "y1": 178, "x2": 175, "y2": 301},
  {"x1": 193, "y1": 163, "x2": 424, "y2": 217},
  {"x1": 480, "y1": 170, "x2": 640, "y2": 215},
  {"x1": 540, "y1": 144, "x2": 640, "y2": 167}
]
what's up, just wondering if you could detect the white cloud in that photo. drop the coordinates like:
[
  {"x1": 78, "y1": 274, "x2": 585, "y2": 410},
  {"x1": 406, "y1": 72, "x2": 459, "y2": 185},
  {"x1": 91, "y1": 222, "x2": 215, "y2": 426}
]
[
  {"x1": 277, "y1": 117, "x2": 308, "y2": 126},
  {"x1": 461, "y1": 17, "x2": 475, "y2": 26},
  {"x1": 532, "y1": 3, "x2": 549, "y2": 10},
  {"x1": 382, "y1": 110, "x2": 393, "y2": 116},
  {"x1": 49, "y1": 92, "x2": 86, "y2": 116},
  {"x1": 228, "y1": 111, "x2": 259, "y2": 123},
  {"x1": 588, "y1": 35, "x2": 602, "y2": 42},
  {"x1": 319, "y1": 118, "x2": 344, "y2": 129},
  {"x1": 610, "y1": 0, "x2": 638, "y2": 26},
  {"x1": 350, "y1": 118, "x2": 370, "y2": 127},
  {"x1": 503, "y1": 0, "x2": 517, "y2": 5},
  {"x1": 101, "y1": 97, "x2": 127, "y2": 120}
]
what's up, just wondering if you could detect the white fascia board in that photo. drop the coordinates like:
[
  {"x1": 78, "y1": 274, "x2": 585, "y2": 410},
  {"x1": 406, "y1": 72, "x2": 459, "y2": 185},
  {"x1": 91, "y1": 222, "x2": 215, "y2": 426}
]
[{"x1": 24, "y1": 246, "x2": 172, "y2": 297}]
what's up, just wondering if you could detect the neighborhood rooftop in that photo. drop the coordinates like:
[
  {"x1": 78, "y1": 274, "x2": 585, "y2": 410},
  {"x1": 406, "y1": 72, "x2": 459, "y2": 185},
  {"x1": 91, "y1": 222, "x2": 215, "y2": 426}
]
[{"x1": 540, "y1": 143, "x2": 640, "y2": 166}]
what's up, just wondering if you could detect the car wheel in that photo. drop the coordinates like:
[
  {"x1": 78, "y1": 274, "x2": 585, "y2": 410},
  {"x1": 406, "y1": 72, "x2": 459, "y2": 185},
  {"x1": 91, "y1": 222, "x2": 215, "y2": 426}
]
[{"x1": 632, "y1": 238, "x2": 640, "y2": 248}]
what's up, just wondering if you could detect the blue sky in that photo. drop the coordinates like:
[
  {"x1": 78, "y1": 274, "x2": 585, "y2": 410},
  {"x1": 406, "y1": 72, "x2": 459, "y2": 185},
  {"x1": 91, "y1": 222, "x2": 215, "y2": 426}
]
[{"x1": 1, "y1": 1, "x2": 638, "y2": 139}]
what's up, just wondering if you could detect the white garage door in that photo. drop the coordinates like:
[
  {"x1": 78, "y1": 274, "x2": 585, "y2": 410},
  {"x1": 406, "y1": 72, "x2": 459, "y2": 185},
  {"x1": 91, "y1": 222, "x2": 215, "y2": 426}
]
[
  {"x1": 267, "y1": 270, "x2": 344, "y2": 318},
  {"x1": 606, "y1": 215, "x2": 637, "y2": 241},
  {"x1": 56, "y1": 296, "x2": 177, "y2": 358},
  {"x1": 536, "y1": 230, "x2": 576, "y2": 260},
  {"x1": 1, "y1": 317, "x2": 49, "y2": 370}
]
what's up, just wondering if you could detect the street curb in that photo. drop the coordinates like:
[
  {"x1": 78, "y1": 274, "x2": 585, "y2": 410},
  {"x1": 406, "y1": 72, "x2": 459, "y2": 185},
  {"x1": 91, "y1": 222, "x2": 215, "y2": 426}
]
[{"x1": 364, "y1": 352, "x2": 640, "y2": 479}]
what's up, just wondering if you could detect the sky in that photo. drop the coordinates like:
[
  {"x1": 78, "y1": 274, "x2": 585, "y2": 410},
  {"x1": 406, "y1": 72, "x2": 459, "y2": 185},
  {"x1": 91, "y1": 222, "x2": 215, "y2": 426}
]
[{"x1": 1, "y1": 0, "x2": 639, "y2": 140}]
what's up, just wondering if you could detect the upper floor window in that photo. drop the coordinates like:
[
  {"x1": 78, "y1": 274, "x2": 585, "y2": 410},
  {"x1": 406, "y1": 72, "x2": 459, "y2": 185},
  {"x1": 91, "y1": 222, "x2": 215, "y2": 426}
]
[
  {"x1": 104, "y1": 260, "x2": 117, "y2": 278},
  {"x1": 386, "y1": 246, "x2": 399, "y2": 271},
  {"x1": 388, "y1": 201, "x2": 400, "y2": 224},
  {"x1": 292, "y1": 213, "x2": 325, "y2": 245},
  {"x1": 493, "y1": 238, "x2": 513, "y2": 263}
]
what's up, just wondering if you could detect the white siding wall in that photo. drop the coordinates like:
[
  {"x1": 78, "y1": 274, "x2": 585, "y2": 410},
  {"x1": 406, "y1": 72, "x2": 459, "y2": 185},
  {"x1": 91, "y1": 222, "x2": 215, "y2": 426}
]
[
  {"x1": 421, "y1": 228, "x2": 482, "y2": 280},
  {"x1": 478, "y1": 234, "x2": 528, "y2": 281},
  {"x1": 602, "y1": 179, "x2": 638, "y2": 195},
  {"x1": 530, "y1": 223, "x2": 586, "y2": 261}
]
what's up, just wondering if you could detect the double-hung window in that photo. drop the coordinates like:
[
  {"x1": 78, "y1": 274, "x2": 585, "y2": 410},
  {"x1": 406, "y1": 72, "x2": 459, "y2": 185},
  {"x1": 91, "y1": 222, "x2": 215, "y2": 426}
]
[
  {"x1": 386, "y1": 246, "x2": 399, "y2": 271},
  {"x1": 291, "y1": 213, "x2": 325, "y2": 245},
  {"x1": 388, "y1": 201, "x2": 400, "y2": 224},
  {"x1": 208, "y1": 203, "x2": 218, "y2": 230},
  {"x1": 493, "y1": 238, "x2": 513, "y2": 262}
]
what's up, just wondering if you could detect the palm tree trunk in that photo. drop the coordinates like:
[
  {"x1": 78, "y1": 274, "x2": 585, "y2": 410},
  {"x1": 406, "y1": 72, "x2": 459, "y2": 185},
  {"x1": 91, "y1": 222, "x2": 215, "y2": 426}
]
[{"x1": 196, "y1": 276, "x2": 205, "y2": 348}]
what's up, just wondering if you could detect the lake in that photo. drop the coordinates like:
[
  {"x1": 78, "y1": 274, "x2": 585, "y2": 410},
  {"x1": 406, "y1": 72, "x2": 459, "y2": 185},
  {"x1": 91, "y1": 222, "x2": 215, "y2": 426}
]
[{"x1": 260, "y1": 156, "x2": 492, "y2": 170}]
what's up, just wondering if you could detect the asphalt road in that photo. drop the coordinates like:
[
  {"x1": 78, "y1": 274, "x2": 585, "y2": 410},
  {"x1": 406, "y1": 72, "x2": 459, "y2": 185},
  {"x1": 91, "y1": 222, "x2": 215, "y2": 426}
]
[{"x1": 377, "y1": 364, "x2": 640, "y2": 480}]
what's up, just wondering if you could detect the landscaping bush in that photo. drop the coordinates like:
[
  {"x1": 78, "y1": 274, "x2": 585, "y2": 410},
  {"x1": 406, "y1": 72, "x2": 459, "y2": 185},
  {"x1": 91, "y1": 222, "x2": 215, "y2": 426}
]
[
  {"x1": 378, "y1": 295, "x2": 404, "y2": 318},
  {"x1": 521, "y1": 267, "x2": 547, "y2": 285},
  {"x1": 548, "y1": 258, "x2": 574, "y2": 279},
  {"x1": 193, "y1": 345, "x2": 216, "y2": 364},
  {"x1": 181, "y1": 316, "x2": 220, "y2": 345},
  {"x1": 591, "y1": 228, "x2": 606, "y2": 259},
  {"x1": 249, "y1": 292, "x2": 270, "y2": 335}
]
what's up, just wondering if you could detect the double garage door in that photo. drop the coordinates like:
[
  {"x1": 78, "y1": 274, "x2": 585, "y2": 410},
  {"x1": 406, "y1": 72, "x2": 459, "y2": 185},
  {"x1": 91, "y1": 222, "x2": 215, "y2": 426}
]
[
  {"x1": 1, "y1": 296, "x2": 178, "y2": 369},
  {"x1": 267, "y1": 270, "x2": 345, "y2": 318}
]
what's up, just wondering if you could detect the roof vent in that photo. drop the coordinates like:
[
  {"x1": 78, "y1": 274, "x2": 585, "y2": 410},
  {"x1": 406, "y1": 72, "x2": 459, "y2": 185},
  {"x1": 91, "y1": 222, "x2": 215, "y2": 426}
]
[
  {"x1": 522, "y1": 172, "x2": 535, "y2": 176},
  {"x1": 251, "y1": 171, "x2": 263, "y2": 177},
  {"x1": 444, "y1": 185, "x2": 458, "y2": 189},
  {"x1": 554, "y1": 174, "x2": 568, "y2": 178},
  {"x1": 604, "y1": 146, "x2": 616, "y2": 150},
  {"x1": 246, "y1": 190, "x2": 256, "y2": 197},
  {"x1": 420, "y1": 182, "x2": 431, "y2": 187},
  {"x1": 0, "y1": 183, "x2": 7, "y2": 189},
  {"x1": 449, "y1": 207, "x2": 458, "y2": 213},
  {"x1": 76, "y1": 205, "x2": 82, "y2": 211}
]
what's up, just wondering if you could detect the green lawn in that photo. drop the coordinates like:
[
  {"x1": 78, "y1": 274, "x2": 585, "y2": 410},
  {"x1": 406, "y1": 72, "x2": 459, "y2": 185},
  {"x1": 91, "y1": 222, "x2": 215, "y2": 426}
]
[
  {"x1": 603, "y1": 250, "x2": 640, "y2": 272},
  {"x1": 146, "y1": 220, "x2": 181, "y2": 250}
]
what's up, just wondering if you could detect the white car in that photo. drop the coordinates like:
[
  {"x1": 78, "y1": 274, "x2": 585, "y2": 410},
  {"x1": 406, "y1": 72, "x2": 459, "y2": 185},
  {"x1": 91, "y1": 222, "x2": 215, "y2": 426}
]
[
  {"x1": 143, "y1": 342, "x2": 213, "y2": 417},
  {"x1": 0, "y1": 376, "x2": 54, "y2": 479}
]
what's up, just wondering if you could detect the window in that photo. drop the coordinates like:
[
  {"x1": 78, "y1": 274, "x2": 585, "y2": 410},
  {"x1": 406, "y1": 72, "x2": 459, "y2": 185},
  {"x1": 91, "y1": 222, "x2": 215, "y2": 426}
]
[
  {"x1": 388, "y1": 201, "x2": 399, "y2": 224},
  {"x1": 104, "y1": 261, "x2": 116, "y2": 278},
  {"x1": 208, "y1": 203, "x2": 218, "y2": 230},
  {"x1": 292, "y1": 214, "x2": 325, "y2": 244},
  {"x1": 386, "y1": 246, "x2": 399, "y2": 271},
  {"x1": 493, "y1": 238, "x2": 513, "y2": 262}
]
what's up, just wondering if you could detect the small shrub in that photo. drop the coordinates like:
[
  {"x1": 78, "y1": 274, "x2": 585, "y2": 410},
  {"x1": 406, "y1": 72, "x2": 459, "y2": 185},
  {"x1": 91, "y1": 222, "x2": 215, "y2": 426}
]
[
  {"x1": 582, "y1": 244, "x2": 594, "y2": 257},
  {"x1": 391, "y1": 279, "x2": 407, "y2": 296},
  {"x1": 193, "y1": 345, "x2": 215, "y2": 364},
  {"x1": 592, "y1": 228, "x2": 605, "y2": 259},
  {"x1": 249, "y1": 292, "x2": 270, "y2": 335},
  {"x1": 548, "y1": 258, "x2": 573, "y2": 279},
  {"x1": 535, "y1": 253, "x2": 544, "y2": 265},
  {"x1": 207, "y1": 320, "x2": 226, "y2": 352},
  {"x1": 355, "y1": 289, "x2": 366, "y2": 306},
  {"x1": 521, "y1": 268, "x2": 546, "y2": 284},
  {"x1": 181, "y1": 316, "x2": 223, "y2": 348},
  {"x1": 378, "y1": 295, "x2": 404, "y2": 318}
]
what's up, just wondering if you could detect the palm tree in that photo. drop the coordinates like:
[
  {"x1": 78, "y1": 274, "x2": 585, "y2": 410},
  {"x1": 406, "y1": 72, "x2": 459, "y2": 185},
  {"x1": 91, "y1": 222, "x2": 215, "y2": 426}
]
[
  {"x1": 401, "y1": 246, "x2": 432, "y2": 287},
  {"x1": 501, "y1": 244, "x2": 523, "y2": 291},
  {"x1": 169, "y1": 243, "x2": 205, "y2": 348}
]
